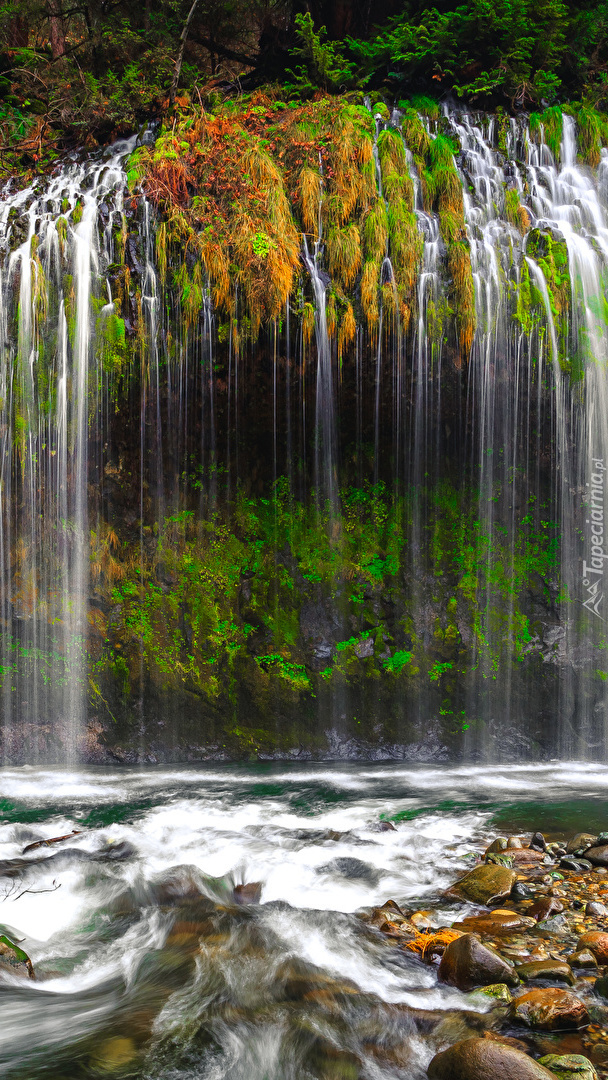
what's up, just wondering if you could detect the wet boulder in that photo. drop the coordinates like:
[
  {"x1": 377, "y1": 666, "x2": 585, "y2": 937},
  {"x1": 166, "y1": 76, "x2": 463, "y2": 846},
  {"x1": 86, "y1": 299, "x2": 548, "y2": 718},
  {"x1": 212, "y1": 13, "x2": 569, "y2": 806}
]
[
  {"x1": 569, "y1": 949, "x2": 597, "y2": 970},
  {"x1": 510, "y1": 988, "x2": 589, "y2": 1030},
  {"x1": 453, "y1": 864, "x2": 516, "y2": 905},
  {"x1": 453, "y1": 911, "x2": 535, "y2": 935},
  {"x1": 486, "y1": 838, "x2": 508, "y2": 854},
  {"x1": 576, "y1": 931, "x2": 608, "y2": 964},
  {"x1": 566, "y1": 834, "x2": 597, "y2": 855},
  {"x1": 149, "y1": 865, "x2": 214, "y2": 906},
  {"x1": 585, "y1": 901, "x2": 608, "y2": 916},
  {"x1": 538, "y1": 1055, "x2": 598, "y2": 1080},
  {"x1": 512, "y1": 881, "x2": 535, "y2": 900},
  {"x1": 0, "y1": 935, "x2": 33, "y2": 979},
  {"x1": 475, "y1": 983, "x2": 514, "y2": 1003},
  {"x1": 233, "y1": 882, "x2": 262, "y2": 904},
  {"x1": 516, "y1": 959, "x2": 574, "y2": 985},
  {"x1": 318, "y1": 857, "x2": 379, "y2": 883},
  {"x1": 438, "y1": 934, "x2": 519, "y2": 991},
  {"x1": 427, "y1": 1037, "x2": 557, "y2": 1079},
  {"x1": 528, "y1": 896, "x2": 564, "y2": 921},
  {"x1": 581, "y1": 845, "x2": 608, "y2": 867}
]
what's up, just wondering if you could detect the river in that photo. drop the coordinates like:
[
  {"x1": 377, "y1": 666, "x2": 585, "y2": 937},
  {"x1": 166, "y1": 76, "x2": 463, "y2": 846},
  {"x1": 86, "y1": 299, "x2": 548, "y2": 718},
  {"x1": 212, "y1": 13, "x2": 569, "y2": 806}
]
[{"x1": 0, "y1": 762, "x2": 606, "y2": 1077}]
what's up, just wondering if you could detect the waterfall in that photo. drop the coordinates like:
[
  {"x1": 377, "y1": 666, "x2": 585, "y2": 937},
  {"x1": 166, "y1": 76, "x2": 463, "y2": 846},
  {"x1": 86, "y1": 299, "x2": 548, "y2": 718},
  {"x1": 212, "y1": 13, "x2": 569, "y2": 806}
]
[
  {"x1": 0, "y1": 137, "x2": 136, "y2": 760},
  {"x1": 2, "y1": 104, "x2": 608, "y2": 762}
]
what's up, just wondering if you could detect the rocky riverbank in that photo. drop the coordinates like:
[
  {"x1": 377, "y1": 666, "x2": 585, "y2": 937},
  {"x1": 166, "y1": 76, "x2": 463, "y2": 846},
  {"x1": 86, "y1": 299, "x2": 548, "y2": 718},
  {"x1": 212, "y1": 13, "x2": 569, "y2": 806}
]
[
  {"x1": 362, "y1": 827, "x2": 608, "y2": 1078},
  {"x1": 3, "y1": 804, "x2": 608, "y2": 1078}
]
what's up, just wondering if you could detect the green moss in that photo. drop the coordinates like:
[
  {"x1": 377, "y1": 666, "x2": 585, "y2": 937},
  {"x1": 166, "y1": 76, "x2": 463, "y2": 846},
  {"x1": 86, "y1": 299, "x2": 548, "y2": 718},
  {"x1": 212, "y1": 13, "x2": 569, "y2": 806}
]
[{"x1": 529, "y1": 105, "x2": 562, "y2": 161}]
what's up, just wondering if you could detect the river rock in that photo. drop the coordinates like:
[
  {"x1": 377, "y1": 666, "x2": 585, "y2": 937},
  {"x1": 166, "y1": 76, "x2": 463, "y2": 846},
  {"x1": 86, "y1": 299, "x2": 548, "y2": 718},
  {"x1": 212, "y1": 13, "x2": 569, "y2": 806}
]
[
  {"x1": 585, "y1": 900, "x2": 608, "y2": 916},
  {"x1": 453, "y1": 912, "x2": 535, "y2": 934},
  {"x1": 594, "y1": 974, "x2": 608, "y2": 998},
  {"x1": 486, "y1": 838, "x2": 508, "y2": 853},
  {"x1": 582, "y1": 845, "x2": 608, "y2": 867},
  {"x1": 528, "y1": 896, "x2": 564, "y2": 921},
  {"x1": 566, "y1": 834, "x2": 597, "y2": 855},
  {"x1": 507, "y1": 837, "x2": 524, "y2": 848},
  {"x1": 475, "y1": 982, "x2": 513, "y2": 1003},
  {"x1": 0, "y1": 937, "x2": 33, "y2": 979},
  {"x1": 516, "y1": 959, "x2": 574, "y2": 985},
  {"x1": 438, "y1": 934, "x2": 519, "y2": 991},
  {"x1": 512, "y1": 881, "x2": 534, "y2": 900},
  {"x1": 89, "y1": 1036, "x2": 137, "y2": 1073},
  {"x1": 319, "y1": 857, "x2": 378, "y2": 882},
  {"x1": 511, "y1": 849, "x2": 547, "y2": 864},
  {"x1": 576, "y1": 931, "x2": 608, "y2": 963},
  {"x1": 453, "y1": 864, "x2": 517, "y2": 905},
  {"x1": 560, "y1": 858, "x2": 593, "y2": 872},
  {"x1": 234, "y1": 882, "x2": 262, "y2": 904},
  {"x1": 538, "y1": 1055, "x2": 598, "y2": 1080},
  {"x1": 569, "y1": 949, "x2": 597, "y2": 969},
  {"x1": 530, "y1": 832, "x2": 547, "y2": 852},
  {"x1": 510, "y1": 988, "x2": 589, "y2": 1030},
  {"x1": 427, "y1": 1037, "x2": 557, "y2": 1079}
]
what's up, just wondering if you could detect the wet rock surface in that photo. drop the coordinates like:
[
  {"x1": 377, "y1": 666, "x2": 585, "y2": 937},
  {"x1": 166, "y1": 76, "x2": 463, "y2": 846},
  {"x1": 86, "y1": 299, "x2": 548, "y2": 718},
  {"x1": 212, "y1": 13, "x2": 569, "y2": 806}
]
[
  {"x1": 427, "y1": 1037, "x2": 558, "y2": 1079},
  {"x1": 358, "y1": 827, "x2": 608, "y2": 1079},
  {"x1": 438, "y1": 933, "x2": 519, "y2": 990}
]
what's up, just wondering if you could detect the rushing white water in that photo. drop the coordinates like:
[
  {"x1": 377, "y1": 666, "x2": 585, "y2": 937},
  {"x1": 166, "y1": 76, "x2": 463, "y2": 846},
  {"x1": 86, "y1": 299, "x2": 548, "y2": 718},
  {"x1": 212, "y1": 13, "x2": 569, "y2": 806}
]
[{"x1": 0, "y1": 761, "x2": 604, "y2": 1078}]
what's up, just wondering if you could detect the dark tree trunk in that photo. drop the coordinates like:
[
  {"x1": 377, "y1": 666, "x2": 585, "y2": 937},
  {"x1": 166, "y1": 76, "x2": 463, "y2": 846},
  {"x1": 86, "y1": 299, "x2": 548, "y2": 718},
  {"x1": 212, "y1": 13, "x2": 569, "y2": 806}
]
[
  {"x1": 7, "y1": 16, "x2": 29, "y2": 50},
  {"x1": 48, "y1": 0, "x2": 65, "y2": 59}
]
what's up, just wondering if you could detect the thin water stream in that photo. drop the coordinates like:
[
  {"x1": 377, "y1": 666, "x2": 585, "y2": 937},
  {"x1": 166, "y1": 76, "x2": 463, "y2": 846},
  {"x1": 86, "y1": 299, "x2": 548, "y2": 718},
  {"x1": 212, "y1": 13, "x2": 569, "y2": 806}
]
[{"x1": 0, "y1": 762, "x2": 606, "y2": 1078}]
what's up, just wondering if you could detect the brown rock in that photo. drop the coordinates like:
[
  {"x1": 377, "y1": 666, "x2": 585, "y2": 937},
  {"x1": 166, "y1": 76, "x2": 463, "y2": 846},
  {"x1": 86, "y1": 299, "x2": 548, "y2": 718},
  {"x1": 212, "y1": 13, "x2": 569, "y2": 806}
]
[
  {"x1": 453, "y1": 864, "x2": 517, "y2": 905},
  {"x1": 233, "y1": 882, "x2": 262, "y2": 904},
  {"x1": 453, "y1": 912, "x2": 535, "y2": 934},
  {"x1": 427, "y1": 1037, "x2": 557, "y2": 1079},
  {"x1": 569, "y1": 949, "x2": 598, "y2": 969},
  {"x1": 510, "y1": 849, "x2": 547, "y2": 864},
  {"x1": 516, "y1": 959, "x2": 574, "y2": 985},
  {"x1": 438, "y1": 934, "x2": 519, "y2": 991},
  {"x1": 576, "y1": 931, "x2": 608, "y2": 963},
  {"x1": 529, "y1": 896, "x2": 565, "y2": 921},
  {"x1": 481, "y1": 1031, "x2": 531, "y2": 1053},
  {"x1": 583, "y1": 845, "x2": 608, "y2": 867},
  {"x1": 507, "y1": 837, "x2": 524, "y2": 849},
  {"x1": 510, "y1": 988, "x2": 589, "y2": 1030},
  {"x1": 566, "y1": 834, "x2": 597, "y2": 854}
]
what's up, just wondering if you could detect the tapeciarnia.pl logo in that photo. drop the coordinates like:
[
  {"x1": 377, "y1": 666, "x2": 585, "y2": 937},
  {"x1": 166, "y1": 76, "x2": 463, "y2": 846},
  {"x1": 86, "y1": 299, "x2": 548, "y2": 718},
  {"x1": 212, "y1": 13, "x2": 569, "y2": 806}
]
[{"x1": 583, "y1": 457, "x2": 606, "y2": 619}]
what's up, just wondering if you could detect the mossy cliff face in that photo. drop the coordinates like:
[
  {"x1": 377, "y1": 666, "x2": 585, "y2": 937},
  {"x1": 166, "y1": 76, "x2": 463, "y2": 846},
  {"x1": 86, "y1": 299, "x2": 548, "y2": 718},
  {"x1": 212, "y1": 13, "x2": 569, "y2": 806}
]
[
  {"x1": 83, "y1": 482, "x2": 566, "y2": 763},
  {"x1": 3, "y1": 94, "x2": 608, "y2": 762}
]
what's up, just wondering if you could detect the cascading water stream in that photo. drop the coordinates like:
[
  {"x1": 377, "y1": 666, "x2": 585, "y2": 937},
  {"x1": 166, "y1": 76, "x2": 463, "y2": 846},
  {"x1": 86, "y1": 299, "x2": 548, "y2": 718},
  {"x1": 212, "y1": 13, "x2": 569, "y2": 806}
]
[
  {"x1": 1, "y1": 105, "x2": 608, "y2": 760},
  {"x1": 302, "y1": 232, "x2": 338, "y2": 518},
  {"x1": 0, "y1": 137, "x2": 136, "y2": 760}
]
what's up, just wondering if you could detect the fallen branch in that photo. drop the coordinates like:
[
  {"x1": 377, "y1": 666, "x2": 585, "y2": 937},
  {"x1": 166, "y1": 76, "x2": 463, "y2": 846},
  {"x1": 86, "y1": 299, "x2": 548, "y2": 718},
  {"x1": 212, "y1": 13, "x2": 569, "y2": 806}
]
[
  {"x1": 11, "y1": 880, "x2": 62, "y2": 902},
  {"x1": 22, "y1": 830, "x2": 81, "y2": 854}
]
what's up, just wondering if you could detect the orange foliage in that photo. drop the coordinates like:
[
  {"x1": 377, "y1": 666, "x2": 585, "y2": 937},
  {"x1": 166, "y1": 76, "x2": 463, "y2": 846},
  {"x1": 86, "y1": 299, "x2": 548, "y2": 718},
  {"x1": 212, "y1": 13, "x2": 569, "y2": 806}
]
[{"x1": 402, "y1": 928, "x2": 462, "y2": 959}]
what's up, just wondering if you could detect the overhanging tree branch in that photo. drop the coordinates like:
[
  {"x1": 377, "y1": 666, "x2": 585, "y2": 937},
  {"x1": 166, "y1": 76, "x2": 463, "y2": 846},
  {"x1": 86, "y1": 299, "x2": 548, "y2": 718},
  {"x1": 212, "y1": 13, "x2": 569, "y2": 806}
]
[{"x1": 188, "y1": 33, "x2": 257, "y2": 68}]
